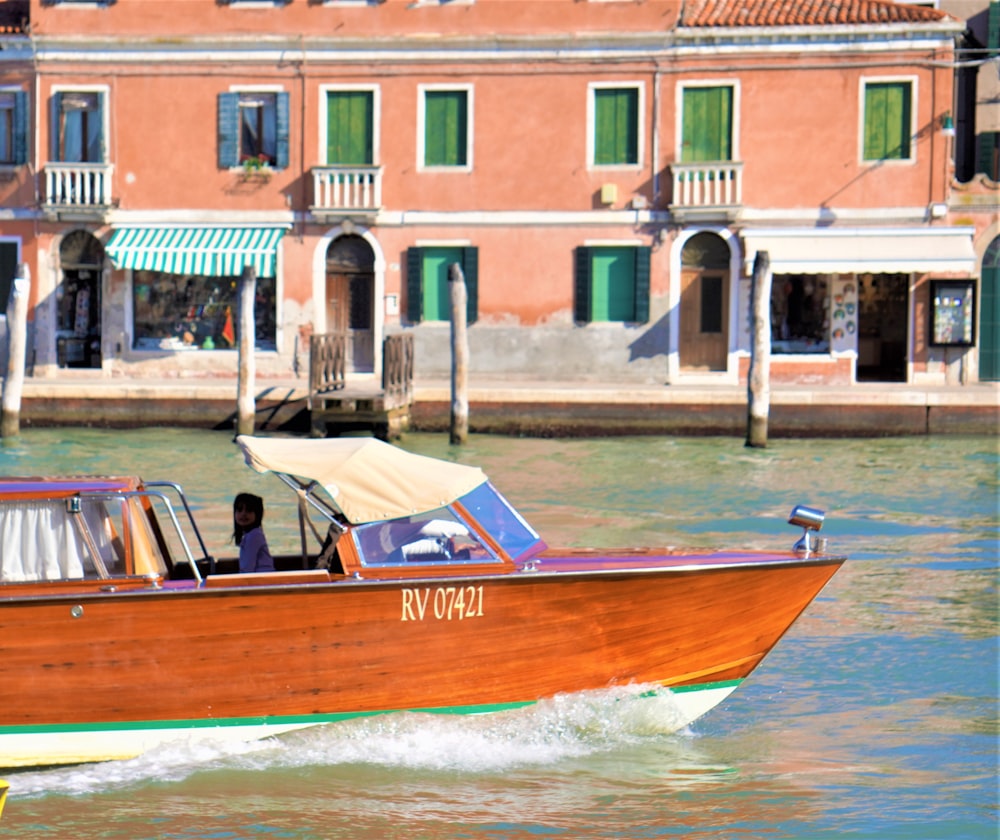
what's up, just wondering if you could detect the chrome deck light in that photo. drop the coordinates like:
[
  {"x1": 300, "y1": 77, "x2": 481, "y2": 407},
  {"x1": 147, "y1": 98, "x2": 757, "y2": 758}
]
[{"x1": 789, "y1": 505, "x2": 825, "y2": 554}]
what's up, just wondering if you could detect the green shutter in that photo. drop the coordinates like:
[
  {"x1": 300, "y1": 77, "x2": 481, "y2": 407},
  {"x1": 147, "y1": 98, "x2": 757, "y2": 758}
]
[
  {"x1": 327, "y1": 91, "x2": 373, "y2": 165},
  {"x1": 634, "y1": 247, "x2": 651, "y2": 323},
  {"x1": 406, "y1": 247, "x2": 423, "y2": 324},
  {"x1": 591, "y1": 247, "x2": 636, "y2": 322},
  {"x1": 424, "y1": 90, "x2": 467, "y2": 167},
  {"x1": 574, "y1": 247, "x2": 593, "y2": 324},
  {"x1": 13, "y1": 90, "x2": 28, "y2": 166},
  {"x1": 462, "y1": 247, "x2": 478, "y2": 325},
  {"x1": 864, "y1": 82, "x2": 911, "y2": 161},
  {"x1": 980, "y1": 240, "x2": 1000, "y2": 381},
  {"x1": 275, "y1": 92, "x2": 290, "y2": 170},
  {"x1": 594, "y1": 88, "x2": 639, "y2": 165},
  {"x1": 976, "y1": 131, "x2": 999, "y2": 179},
  {"x1": 681, "y1": 87, "x2": 732, "y2": 163},
  {"x1": 421, "y1": 247, "x2": 462, "y2": 321},
  {"x1": 218, "y1": 92, "x2": 240, "y2": 168}
]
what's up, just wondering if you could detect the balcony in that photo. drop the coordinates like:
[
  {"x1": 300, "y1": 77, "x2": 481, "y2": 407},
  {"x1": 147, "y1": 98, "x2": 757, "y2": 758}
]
[
  {"x1": 310, "y1": 166, "x2": 382, "y2": 221},
  {"x1": 668, "y1": 161, "x2": 743, "y2": 223},
  {"x1": 42, "y1": 162, "x2": 114, "y2": 221}
]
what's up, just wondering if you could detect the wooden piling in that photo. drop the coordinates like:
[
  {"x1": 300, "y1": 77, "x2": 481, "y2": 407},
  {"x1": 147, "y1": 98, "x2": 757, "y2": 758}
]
[
  {"x1": 1, "y1": 264, "x2": 30, "y2": 438},
  {"x1": 746, "y1": 251, "x2": 772, "y2": 448},
  {"x1": 448, "y1": 262, "x2": 469, "y2": 445},
  {"x1": 236, "y1": 265, "x2": 257, "y2": 436}
]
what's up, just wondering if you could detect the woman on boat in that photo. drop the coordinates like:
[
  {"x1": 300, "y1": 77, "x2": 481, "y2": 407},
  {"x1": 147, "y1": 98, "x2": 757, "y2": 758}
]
[{"x1": 233, "y1": 493, "x2": 275, "y2": 573}]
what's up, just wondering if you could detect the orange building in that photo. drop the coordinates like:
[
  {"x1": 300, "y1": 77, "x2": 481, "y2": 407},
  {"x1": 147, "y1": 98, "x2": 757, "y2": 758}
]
[{"x1": 0, "y1": 0, "x2": 994, "y2": 388}]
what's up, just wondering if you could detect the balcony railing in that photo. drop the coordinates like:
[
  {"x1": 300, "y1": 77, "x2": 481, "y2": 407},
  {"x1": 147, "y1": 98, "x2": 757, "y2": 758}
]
[
  {"x1": 43, "y1": 162, "x2": 114, "y2": 211},
  {"x1": 310, "y1": 165, "x2": 382, "y2": 216},
  {"x1": 669, "y1": 161, "x2": 743, "y2": 219}
]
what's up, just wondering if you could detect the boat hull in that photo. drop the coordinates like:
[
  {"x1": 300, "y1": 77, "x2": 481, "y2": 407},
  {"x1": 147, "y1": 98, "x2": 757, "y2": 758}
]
[{"x1": 0, "y1": 553, "x2": 840, "y2": 768}]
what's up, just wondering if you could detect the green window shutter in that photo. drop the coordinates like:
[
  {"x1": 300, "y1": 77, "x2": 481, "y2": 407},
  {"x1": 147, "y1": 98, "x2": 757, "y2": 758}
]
[
  {"x1": 13, "y1": 90, "x2": 28, "y2": 166},
  {"x1": 421, "y1": 247, "x2": 462, "y2": 321},
  {"x1": 592, "y1": 247, "x2": 636, "y2": 322},
  {"x1": 461, "y1": 247, "x2": 479, "y2": 325},
  {"x1": 864, "y1": 82, "x2": 911, "y2": 161},
  {"x1": 988, "y1": 0, "x2": 999, "y2": 55},
  {"x1": 594, "y1": 88, "x2": 638, "y2": 165},
  {"x1": 327, "y1": 91, "x2": 373, "y2": 165},
  {"x1": 93, "y1": 92, "x2": 105, "y2": 163},
  {"x1": 634, "y1": 246, "x2": 651, "y2": 323},
  {"x1": 218, "y1": 92, "x2": 240, "y2": 168},
  {"x1": 681, "y1": 87, "x2": 733, "y2": 163},
  {"x1": 424, "y1": 90, "x2": 467, "y2": 167},
  {"x1": 574, "y1": 247, "x2": 593, "y2": 324},
  {"x1": 275, "y1": 92, "x2": 290, "y2": 170},
  {"x1": 406, "y1": 247, "x2": 423, "y2": 324},
  {"x1": 976, "y1": 131, "x2": 999, "y2": 179}
]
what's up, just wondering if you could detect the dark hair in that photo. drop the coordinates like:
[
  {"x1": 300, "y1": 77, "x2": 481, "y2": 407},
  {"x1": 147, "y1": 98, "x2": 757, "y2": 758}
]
[{"x1": 233, "y1": 492, "x2": 265, "y2": 545}]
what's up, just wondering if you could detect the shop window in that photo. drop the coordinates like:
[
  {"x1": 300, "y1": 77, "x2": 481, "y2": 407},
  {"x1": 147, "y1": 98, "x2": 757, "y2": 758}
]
[
  {"x1": 929, "y1": 279, "x2": 976, "y2": 347},
  {"x1": 132, "y1": 271, "x2": 276, "y2": 351},
  {"x1": 771, "y1": 274, "x2": 829, "y2": 353}
]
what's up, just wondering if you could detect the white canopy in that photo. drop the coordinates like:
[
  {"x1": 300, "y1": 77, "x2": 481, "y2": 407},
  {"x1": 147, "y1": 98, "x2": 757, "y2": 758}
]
[{"x1": 236, "y1": 435, "x2": 488, "y2": 524}]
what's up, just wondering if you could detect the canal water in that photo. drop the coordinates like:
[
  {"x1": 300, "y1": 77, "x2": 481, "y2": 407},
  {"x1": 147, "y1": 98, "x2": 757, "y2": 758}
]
[{"x1": 0, "y1": 428, "x2": 996, "y2": 839}]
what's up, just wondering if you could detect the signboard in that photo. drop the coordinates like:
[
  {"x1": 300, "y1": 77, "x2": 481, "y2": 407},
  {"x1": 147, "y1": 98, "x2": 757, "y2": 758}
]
[{"x1": 930, "y1": 280, "x2": 976, "y2": 347}]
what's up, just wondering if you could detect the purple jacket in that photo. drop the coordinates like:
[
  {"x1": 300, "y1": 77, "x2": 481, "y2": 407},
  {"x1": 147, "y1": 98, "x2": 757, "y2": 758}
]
[{"x1": 239, "y1": 526, "x2": 275, "y2": 573}]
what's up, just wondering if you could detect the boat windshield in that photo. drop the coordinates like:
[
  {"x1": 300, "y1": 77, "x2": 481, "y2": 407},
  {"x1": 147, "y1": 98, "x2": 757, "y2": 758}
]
[
  {"x1": 457, "y1": 482, "x2": 544, "y2": 562},
  {"x1": 352, "y1": 507, "x2": 502, "y2": 568}
]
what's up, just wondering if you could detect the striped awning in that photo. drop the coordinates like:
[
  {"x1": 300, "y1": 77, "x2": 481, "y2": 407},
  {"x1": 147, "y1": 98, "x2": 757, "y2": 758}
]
[{"x1": 105, "y1": 227, "x2": 286, "y2": 278}]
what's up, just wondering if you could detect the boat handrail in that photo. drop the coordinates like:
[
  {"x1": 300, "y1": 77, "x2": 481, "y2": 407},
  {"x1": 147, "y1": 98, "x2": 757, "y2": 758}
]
[
  {"x1": 143, "y1": 481, "x2": 214, "y2": 569},
  {"x1": 122, "y1": 490, "x2": 204, "y2": 584}
]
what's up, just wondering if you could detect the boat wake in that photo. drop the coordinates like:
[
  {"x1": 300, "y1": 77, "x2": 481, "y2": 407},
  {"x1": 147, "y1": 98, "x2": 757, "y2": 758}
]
[{"x1": 8, "y1": 684, "x2": 696, "y2": 797}]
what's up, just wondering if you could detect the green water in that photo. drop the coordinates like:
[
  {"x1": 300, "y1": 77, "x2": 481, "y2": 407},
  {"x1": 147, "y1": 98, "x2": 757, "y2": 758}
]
[{"x1": 0, "y1": 428, "x2": 996, "y2": 839}]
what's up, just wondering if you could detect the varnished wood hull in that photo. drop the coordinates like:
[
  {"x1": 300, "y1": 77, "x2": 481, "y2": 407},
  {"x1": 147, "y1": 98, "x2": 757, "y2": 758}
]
[{"x1": 0, "y1": 551, "x2": 842, "y2": 768}]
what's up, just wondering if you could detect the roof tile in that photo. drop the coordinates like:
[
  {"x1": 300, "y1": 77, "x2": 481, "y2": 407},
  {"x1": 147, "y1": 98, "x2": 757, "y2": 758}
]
[{"x1": 680, "y1": 0, "x2": 951, "y2": 27}]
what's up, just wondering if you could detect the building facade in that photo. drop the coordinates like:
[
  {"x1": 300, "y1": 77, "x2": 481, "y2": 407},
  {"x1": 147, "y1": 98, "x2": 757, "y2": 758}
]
[{"x1": 0, "y1": 0, "x2": 994, "y2": 387}]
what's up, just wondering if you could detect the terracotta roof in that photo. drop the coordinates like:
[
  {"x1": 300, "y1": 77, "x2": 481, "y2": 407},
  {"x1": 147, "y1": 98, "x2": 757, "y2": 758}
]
[{"x1": 680, "y1": 0, "x2": 952, "y2": 27}]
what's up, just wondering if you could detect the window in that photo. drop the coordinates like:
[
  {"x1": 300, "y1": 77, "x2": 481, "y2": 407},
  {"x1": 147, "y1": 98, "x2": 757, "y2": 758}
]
[
  {"x1": 680, "y1": 85, "x2": 733, "y2": 162},
  {"x1": 863, "y1": 80, "x2": 913, "y2": 161},
  {"x1": 574, "y1": 246, "x2": 650, "y2": 323},
  {"x1": 54, "y1": 91, "x2": 105, "y2": 163},
  {"x1": 771, "y1": 274, "x2": 830, "y2": 354},
  {"x1": 591, "y1": 85, "x2": 640, "y2": 166},
  {"x1": 0, "y1": 91, "x2": 28, "y2": 166},
  {"x1": 132, "y1": 271, "x2": 276, "y2": 351},
  {"x1": 420, "y1": 87, "x2": 471, "y2": 169},
  {"x1": 325, "y1": 89, "x2": 375, "y2": 165},
  {"x1": 405, "y1": 246, "x2": 478, "y2": 323},
  {"x1": 218, "y1": 91, "x2": 290, "y2": 169},
  {"x1": 929, "y1": 279, "x2": 976, "y2": 347},
  {"x1": 0, "y1": 241, "x2": 18, "y2": 306}
]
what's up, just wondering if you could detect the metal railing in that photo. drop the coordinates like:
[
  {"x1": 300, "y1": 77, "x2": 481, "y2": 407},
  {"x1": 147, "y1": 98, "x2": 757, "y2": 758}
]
[
  {"x1": 311, "y1": 165, "x2": 382, "y2": 213},
  {"x1": 44, "y1": 162, "x2": 114, "y2": 208}
]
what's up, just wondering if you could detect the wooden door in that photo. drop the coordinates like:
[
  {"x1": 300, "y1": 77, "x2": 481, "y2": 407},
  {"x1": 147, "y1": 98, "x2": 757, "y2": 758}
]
[
  {"x1": 325, "y1": 271, "x2": 374, "y2": 373},
  {"x1": 679, "y1": 268, "x2": 729, "y2": 371}
]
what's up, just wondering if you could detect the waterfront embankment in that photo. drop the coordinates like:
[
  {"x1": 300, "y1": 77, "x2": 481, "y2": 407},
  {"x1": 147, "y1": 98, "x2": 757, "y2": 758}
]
[{"x1": 10, "y1": 373, "x2": 999, "y2": 436}]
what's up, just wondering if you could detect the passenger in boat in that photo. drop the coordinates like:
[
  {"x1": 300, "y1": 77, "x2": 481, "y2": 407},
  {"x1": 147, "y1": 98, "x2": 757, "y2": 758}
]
[{"x1": 233, "y1": 493, "x2": 275, "y2": 573}]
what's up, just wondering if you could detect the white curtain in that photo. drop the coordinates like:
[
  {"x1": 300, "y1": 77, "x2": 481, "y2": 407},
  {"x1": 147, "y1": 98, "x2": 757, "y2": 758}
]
[{"x1": 0, "y1": 502, "x2": 88, "y2": 581}]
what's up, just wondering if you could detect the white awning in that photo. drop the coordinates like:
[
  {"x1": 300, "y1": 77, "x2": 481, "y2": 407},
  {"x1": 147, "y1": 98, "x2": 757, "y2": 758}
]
[{"x1": 742, "y1": 227, "x2": 976, "y2": 275}]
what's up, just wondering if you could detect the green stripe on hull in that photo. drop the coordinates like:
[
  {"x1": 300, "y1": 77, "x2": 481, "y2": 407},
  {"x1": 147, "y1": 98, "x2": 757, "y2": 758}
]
[{"x1": 0, "y1": 681, "x2": 741, "y2": 738}]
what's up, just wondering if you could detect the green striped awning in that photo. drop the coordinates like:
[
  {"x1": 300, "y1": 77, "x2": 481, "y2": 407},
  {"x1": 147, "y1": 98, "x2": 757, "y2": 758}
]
[{"x1": 105, "y1": 227, "x2": 286, "y2": 278}]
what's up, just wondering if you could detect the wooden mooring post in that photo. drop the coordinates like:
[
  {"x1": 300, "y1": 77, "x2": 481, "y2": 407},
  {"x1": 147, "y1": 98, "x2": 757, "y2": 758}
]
[
  {"x1": 1, "y1": 264, "x2": 30, "y2": 439},
  {"x1": 236, "y1": 265, "x2": 257, "y2": 436},
  {"x1": 449, "y1": 262, "x2": 469, "y2": 445},
  {"x1": 746, "y1": 251, "x2": 772, "y2": 448}
]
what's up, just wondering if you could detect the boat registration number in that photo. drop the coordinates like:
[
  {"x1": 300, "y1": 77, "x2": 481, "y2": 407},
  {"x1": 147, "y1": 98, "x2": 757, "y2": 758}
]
[{"x1": 401, "y1": 585, "x2": 485, "y2": 622}]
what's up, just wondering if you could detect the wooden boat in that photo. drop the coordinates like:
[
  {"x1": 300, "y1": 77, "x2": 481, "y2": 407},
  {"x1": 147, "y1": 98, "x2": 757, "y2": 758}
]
[{"x1": 0, "y1": 436, "x2": 844, "y2": 769}]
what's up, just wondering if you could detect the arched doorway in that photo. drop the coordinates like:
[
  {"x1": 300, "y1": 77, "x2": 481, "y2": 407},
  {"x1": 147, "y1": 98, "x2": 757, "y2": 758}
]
[
  {"x1": 57, "y1": 230, "x2": 104, "y2": 369},
  {"x1": 980, "y1": 237, "x2": 1000, "y2": 382},
  {"x1": 326, "y1": 234, "x2": 375, "y2": 373},
  {"x1": 680, "y1": 232, "x2": 730, "y2": 371}
]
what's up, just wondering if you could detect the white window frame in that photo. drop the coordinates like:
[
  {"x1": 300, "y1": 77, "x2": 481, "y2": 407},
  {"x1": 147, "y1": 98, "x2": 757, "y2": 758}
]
[
  {"x1": 858, "y1": 75, "x2": 919, "y2": 166},
  {"x1": 587, "y1": 81, "x2": 645, "y2": 171},
  {"x1": 319, "y1": 84, "x2": 380, "y2": 166},
  {"x1": 417, "y1": 83, "x2": 474, "y2": 173}
]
